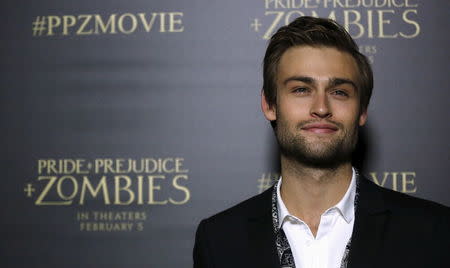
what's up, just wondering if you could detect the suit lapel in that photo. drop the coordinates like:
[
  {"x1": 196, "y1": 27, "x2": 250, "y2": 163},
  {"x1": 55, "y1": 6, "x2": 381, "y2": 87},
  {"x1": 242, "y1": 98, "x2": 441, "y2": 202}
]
[
  {"x1": 247, "y1": 188, "x2": 281, "y2": 268},
  {"x1": 347, "y1": 177, "x2": 390, "y2": 268}
]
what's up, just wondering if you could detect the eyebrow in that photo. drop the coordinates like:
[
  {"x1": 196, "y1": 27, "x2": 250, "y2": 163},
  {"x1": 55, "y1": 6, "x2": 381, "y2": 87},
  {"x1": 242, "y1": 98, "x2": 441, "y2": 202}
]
[
  {"x1": 283, "y1": 76, "x2": 357, "y2": 90},
  {"x1": 283, "y1": 76, "x2": 315, "y2": 86},
  {"x1": 329, "y1": 77, "x2": 357, "y2": 90}
]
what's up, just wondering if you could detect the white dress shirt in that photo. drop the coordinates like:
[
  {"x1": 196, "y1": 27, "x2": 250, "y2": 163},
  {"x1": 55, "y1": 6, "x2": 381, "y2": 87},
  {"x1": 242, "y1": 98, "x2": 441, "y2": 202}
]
[{"x1": 276, "y1": 168, "x2": 356, "y2": 268}]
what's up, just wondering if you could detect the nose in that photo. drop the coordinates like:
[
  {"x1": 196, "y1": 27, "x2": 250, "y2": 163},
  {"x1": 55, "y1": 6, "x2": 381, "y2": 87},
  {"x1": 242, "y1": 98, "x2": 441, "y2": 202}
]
[{"x1": 310, "y1": 92, "x2": 331, "y2": 119}]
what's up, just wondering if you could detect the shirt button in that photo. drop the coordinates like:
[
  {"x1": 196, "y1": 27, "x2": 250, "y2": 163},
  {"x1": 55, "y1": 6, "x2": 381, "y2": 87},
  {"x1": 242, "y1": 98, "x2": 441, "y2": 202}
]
[{"x1": 306, "y1": 240, "x2": 311, "y2": 246}]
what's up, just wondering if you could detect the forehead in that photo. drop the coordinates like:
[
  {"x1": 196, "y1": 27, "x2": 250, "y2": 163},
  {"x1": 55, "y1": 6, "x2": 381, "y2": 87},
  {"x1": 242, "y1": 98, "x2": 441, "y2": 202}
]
[{"x1": 277, "y1": 46, "x2": 359, "y2": 84}]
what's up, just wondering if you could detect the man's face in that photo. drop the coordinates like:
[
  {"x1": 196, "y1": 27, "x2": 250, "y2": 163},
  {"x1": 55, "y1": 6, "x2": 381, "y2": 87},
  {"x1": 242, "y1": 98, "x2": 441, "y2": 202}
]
[{"x1": 262, "y1": 46, "x2": 367, "y2": 168}]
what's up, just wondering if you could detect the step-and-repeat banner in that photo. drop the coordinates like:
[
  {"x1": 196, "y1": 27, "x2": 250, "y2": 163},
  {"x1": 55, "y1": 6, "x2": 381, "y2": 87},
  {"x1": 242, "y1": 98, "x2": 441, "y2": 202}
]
[{"x1": 1, "y1": 1, "x2": 449, "y2": 267}]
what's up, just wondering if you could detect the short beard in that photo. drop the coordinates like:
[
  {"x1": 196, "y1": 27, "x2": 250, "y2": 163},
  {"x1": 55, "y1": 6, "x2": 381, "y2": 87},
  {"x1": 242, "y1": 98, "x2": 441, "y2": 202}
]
[{"x1": 275, "y1": 119, "x2": 359, "y2": 170}]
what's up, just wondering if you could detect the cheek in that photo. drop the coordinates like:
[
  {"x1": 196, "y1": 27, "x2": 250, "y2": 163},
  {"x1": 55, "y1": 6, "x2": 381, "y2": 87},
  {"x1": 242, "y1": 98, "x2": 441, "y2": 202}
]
[
  {"x1": 278, "y1": 99, "x2": 308, "y2": 121},
  {"x1": 331, "y1": 102, "x2": 360, "y2": 123}
]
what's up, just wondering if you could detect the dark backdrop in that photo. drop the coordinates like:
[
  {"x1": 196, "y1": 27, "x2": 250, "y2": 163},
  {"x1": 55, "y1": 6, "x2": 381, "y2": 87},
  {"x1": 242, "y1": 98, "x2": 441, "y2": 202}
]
[{"x1": 1, "y1": 1, "x2": 449, "y2": 267}]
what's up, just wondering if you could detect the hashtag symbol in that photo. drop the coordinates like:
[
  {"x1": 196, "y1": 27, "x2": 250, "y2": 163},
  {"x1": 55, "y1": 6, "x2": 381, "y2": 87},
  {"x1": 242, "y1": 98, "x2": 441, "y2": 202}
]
[
  {"x1": 32, "y1": 16, "x2": 46, "y2": 36},
  {"x1": 257, "y1": 173, "x2": 276, "y2": 193}
]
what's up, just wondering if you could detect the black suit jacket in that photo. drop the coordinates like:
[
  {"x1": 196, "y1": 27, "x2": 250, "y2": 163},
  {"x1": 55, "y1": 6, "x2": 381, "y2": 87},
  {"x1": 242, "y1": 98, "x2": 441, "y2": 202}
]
[{"x1": 193, "y1": 177, "x2": 450, "y2": 268}]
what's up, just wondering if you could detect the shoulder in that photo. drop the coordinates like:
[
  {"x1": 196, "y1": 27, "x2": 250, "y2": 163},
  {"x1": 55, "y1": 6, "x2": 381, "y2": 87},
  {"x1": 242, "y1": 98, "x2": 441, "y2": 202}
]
[
  {"x1": 355, "y1": 177, "x2": 450, "y2": 266},
  {"x1": 359, "y1": 176, "x2": 450, "y2": 221},
  {"x1": 193, "y1": 188, "x2": 274, "y2": 266},
  {"x1": 201, "y1": 187, "x2": 273, "y2": 227}
]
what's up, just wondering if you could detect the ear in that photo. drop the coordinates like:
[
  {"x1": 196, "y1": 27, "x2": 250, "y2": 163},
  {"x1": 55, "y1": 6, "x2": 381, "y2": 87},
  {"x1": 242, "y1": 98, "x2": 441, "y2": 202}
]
[
  {"x1": 261, "y1": 89, "x2": 277, "y2": 121},
  {"x1": 358, "y1": 109, "x2": 368, "y2": 126}
]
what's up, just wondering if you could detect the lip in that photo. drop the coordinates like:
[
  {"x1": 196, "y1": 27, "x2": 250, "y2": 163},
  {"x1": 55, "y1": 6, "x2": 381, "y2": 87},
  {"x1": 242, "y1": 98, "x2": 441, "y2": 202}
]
[{"x1": 301, "y1": 123, "x2": 338, "y2": 134}]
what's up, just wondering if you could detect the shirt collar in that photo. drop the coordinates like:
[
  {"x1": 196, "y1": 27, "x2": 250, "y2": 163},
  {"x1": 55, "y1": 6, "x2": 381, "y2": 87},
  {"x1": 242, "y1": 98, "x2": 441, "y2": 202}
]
[
  {"x1": 276, "y1": 178, "x2": 290, "y2": 229},
  {"x1": 276, "y1": 167, "x2": 356, "y2": 228}
]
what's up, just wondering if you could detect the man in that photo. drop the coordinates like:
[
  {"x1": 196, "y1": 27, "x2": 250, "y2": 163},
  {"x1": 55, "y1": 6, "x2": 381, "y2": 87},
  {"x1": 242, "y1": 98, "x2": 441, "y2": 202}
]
[{"x1": 193, "y1": 17, "x2": 449, "y2": 268}]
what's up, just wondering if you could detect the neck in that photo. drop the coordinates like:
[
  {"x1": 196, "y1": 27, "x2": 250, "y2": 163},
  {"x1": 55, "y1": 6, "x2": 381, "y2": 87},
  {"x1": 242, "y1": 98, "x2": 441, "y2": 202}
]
[{"x1": 279, "y1": 156, "x2": 353, "y2": 234}]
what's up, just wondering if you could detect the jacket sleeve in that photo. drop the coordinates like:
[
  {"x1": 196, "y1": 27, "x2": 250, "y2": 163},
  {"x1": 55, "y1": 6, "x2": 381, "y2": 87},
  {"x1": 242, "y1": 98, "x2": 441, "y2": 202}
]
[
  {"x1": 193, "y1": 219, "x2": 213, "y2": 268},
  {"x1": 432, "y1": 206, "x2": 450, "y2": 267}
]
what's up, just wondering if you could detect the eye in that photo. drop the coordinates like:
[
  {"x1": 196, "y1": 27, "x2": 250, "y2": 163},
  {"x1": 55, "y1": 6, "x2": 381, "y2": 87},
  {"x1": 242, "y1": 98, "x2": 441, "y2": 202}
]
[
  {"x1": 331, "y1": 89, "x2": 349, "y2": 97},
  {"x1": 292, "y1": 87, "x2": 310, "y2": 94}
]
